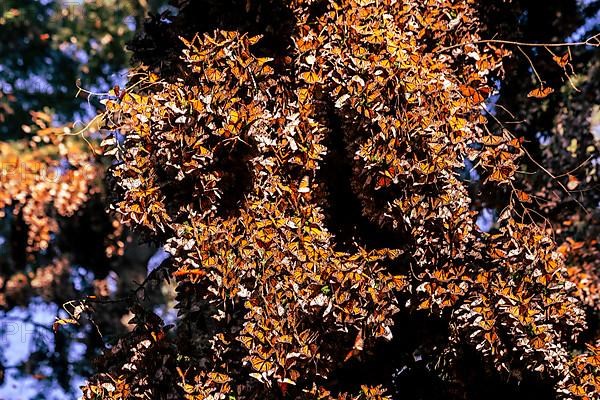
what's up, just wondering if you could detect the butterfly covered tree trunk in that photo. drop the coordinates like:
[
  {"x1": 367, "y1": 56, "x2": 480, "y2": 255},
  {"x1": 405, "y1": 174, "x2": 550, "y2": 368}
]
[{"x1": 81, "y1": 1, "x2": 599, "y2": 399}]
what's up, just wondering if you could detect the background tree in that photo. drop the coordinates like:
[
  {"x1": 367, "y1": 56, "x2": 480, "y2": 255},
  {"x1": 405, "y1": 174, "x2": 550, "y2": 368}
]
[{"x1": 0, "y1": 1, "x2": 169, "y2": 398}]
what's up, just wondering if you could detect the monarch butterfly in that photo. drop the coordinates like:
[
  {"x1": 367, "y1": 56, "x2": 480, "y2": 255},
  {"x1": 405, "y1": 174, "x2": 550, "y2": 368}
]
[
  {"x1": 300, "y1": 71, "x2": 322, "y2": 84},
  {"x1": 567, "y1": 384, "x2": 586, "y2": 396},
  {"x1": 375, "y1": 174, "x2": 392, "y2": 189},
  {"x1": 514, "y1": 189, "x2": 532, "y2": 203},
  {"x1": 536, "y1": 273, "x2": 554, "y2": 286},
  {"x1": 297, "y1": 87, "x2": 310, "y2": 104},
  {"x1": 552, "y1": 53, "x2": 570, "y2": 68},
  {"x1": 529, "y1": 334, "x2": 548, "y2": 350},
  {"x1": 249, "y1": 354, "x2": 274, "y2": 373},
  {"x1": 344, "y1": 331, "x2": 364, "y2": 362},
  {"x1": 418, "y1": 299, "x2": 431, "y2": 310},
  {"x1": 566, "y1": 175, "x2": 580, "y2": 191},
  {"x1": 256, "y1": 229, "x2": 276, "y2": 244},
  {"x1": 527, "y1": 86, "x2": 554, "y2": 99},
  {"x1": 204, "y1": 68, "x2": 224, "y2": 82},
  {"x1": 449, "y1": 116, "x2": 468, "y2": 131},
  {"x1": 208, "y1": 372, "x2": 231, "y2": 384},
  {"x1": 298, "y1": 175, "x2": 311, "y2": 193},
  {"x1": 480, "y1": 135, "x2": 506, "y2": 146},
  {"x1": 417, "y1": 161, "x2": 436, "y2": 175},
  {"x1": 229, "y1": 109, "x2": 240, "y2": 124},
  {"x1": 361, "y1": 385, "x2": 387, "y2": 396},
  {"x1": 172, "y1": 268, "x2": 206, "y2": 285},
  {"x1": 488, "y1": 164, "x2": 514, "y2": 183},
  {"x1": 484, "y1": 331, "x2": 499, "y2": 346},
  {"x1": 459, "y1": 85, "x2": 485, "y2": 104},
  {"x1": 295, "y1": 38, "x2": 316, "y2": 53}
]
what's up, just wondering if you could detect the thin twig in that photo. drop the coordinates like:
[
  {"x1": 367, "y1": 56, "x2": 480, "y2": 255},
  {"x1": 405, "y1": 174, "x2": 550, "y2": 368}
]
[
  {"x1": 517, "y1": 46, "x2": 543, "y2": 87},
  {"x1": 521, "y1": 146, "x2": 589, "y2": 214},
  {"x1": 436, "y1": 33, "x2": 600, "y2": 53}
]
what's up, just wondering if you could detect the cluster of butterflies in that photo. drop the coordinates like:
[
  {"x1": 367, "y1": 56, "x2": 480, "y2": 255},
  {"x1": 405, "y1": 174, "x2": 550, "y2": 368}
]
[
  {"x1": 88, "y1": 0, "x2": 598, "y2": 399},
  {"x1": 0, "y1": 112, "x2": 100, "y2": 255}
]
